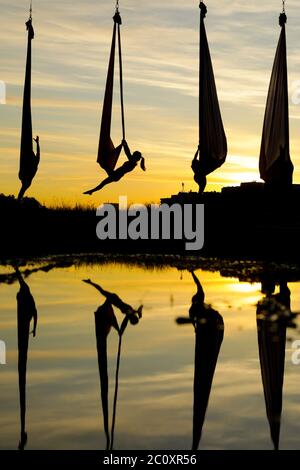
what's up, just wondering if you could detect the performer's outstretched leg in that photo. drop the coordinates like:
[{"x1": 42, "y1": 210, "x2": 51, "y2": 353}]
[
  {"x1": 18, "y1": 181, "x2": 30, "y2": 201},
  {"x1": 193, "y1": 172, "x2": 207, "y2": 195},
  {"x1": 191, "y1": 271, "x2": 205, "y2": 304},
  {"x1": 84, "y1": 176, "x2": 113, "y2": 195}
]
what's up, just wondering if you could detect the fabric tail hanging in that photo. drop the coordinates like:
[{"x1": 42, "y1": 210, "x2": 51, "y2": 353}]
[
  {"x1": 19, "y1": 18, "x2": 34, "y2": 182},
  {"x1": 259, "y1": 12, "x2": 293, "y2": 186},
  {"x1": 197, "y1": 2, "x2": 227, "y2": 176},
  {"x1": 192, "y1": 310, "x2": 224, "y2": 451},
  {"x1": 95, "y1": 302, "x2": 117, "y2": 451},
  {"x1": 97, "y1": 11, "x2": 124, "y2": 174},
  {"x1": 257, "y1": 311, "x2": 286, "y2": 450}
]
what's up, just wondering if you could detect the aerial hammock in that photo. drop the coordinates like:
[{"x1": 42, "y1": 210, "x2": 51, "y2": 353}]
[
  {"x1": 18, "y1": 2, "x2": 40, "y2": 201},
  {"x1": 192, "y1": 2, "x2": 227, "y2": 195},
  {"x1": 15, "y1": 268, "x2": 38, "y2": 450},
  {"x1": 259, "y1": 2, "x2": 293, "y2": 189},
  {"x1": 84, "y1": 2, "x2": 145, "y2": 196}
]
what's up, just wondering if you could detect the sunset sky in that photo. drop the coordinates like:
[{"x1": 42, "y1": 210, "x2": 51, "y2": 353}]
[{"x1": 1, "y1": 0, "x2": 300, "y2": 206}]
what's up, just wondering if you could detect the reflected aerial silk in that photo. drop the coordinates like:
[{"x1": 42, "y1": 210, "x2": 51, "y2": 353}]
[
  {"x1": 97, "y1": 12, "x2": 123, "y2": 174},
  {"x1": 95, "y1": 301, "x2": 119, "y2": 450},
  {"x1": 19, "y1": 18, "x2": 36, "y2": 185},
  {"x1": 259, "y1": 13, "x2": 293, "y2": 186},
  {"x1": 192, "y1": 308, "x2": 224, "y2": 450},
  {"x1": 178, "y1": 272, "x2": 224, "y2": 451},
  {"x1": 16, "y1": 270, "x2": 37, "y2": 450},
  {"x1": 197, "y1": 2, "x2": 227, "y2": 175},
  {"x1": 256, "y1": 285, "x2": 289, "y2": 450}
]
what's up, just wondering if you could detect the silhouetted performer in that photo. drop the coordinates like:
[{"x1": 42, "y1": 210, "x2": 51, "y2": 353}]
[
  {"x1": 176, "y1": 271, "x2": 224, "y2": 450},
  {"x1": 256, "y1": 280, "x2": 291, "y2": 451},
  {"x1": 18, "y1": 15, "x2": 40, "y2": 201},
  {"x1": 84, "y1": 279, "x2": 142, "y2": 450},
  {"x1": 84, "y1": 140, "x2": 146, "y2": 195},
  {"x1": 192, "y1": 149, "x2": 207, "y2": 195},
  {"x1": 83, "y1": 279, "x2": 143, "y2": 321},
  {"x1": 18, "y1": 136, "x2": 40, "y2": 201},
  {"x1": 15, "y1": 267, "x2": 38, "y2": 450}
]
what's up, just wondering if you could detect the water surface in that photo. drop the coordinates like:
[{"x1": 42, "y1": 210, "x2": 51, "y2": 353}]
[{"x1": 0, "y1": 260, "x2": 299, "y2": 450}]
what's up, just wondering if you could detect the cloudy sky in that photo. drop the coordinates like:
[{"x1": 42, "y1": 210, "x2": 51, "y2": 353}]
[{"x1": 1, "y1": 0, "x2": 300, "y2": 206}]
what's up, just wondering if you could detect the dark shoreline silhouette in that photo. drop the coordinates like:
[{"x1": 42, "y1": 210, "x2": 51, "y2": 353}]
[{"x1": 2, "y1": 183, "x2": 300, "y2": 261}]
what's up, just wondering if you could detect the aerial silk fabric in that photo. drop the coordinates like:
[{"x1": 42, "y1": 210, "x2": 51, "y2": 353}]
[
  {"x1": 17, "y1": 274, "x2": 37, "y2": 450},
  {"x1": 19, "y1": 19, "x2": 35, "y2": 183},
  {"x1": 192, "y1": 309, "x2": 224, "y2": 450},
  {"x1": 198, "y1": 11, "x2": 227, "y2": 175},
  {"x1": 97, "y1": 22, "x2": 122, "y2": 174},
  {"x1": 95, "y1": 301, "x2": 118, "y2": 450},
  {"x1": 257, "y1": 304, "x2": 286, "y2": 450},
  {"x1": 259, "y1": 20, "x2": 293, "y2": 185}
]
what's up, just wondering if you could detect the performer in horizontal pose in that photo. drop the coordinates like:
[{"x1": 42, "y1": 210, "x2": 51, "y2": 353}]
[{"x1": 84, "y1": 140, "x2": 145, "y2": 195}]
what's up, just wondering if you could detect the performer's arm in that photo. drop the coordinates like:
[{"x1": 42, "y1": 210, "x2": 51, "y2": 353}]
[
  {"x1": 82, "y1": 279, "x2": 111, "y2": 299},
  {"x1": 191, "y1": 271, "x2": 205, "y2": 300},
  {"x1": 31, "y1": 307, "x2": 38, "y2": 337},
  {"x1": 193, "y1": 146, "x2": 200, "y2": 161},
  {"x1": 122, "y1": 140, "x2": 132, "y2": 161},
  {"x1": 114, "y1": 142, "x2": 123, "y2": 155},
  {"x1": 34, "y1": 136, "x2": 40, "y2": 164},
  {"x1": 14, "y1": 267, "x2": 26, "y2": 288}
]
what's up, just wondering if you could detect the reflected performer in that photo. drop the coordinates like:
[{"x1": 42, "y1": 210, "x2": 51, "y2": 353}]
[
  {"x1": 83, "y1": 279, "x2": 143, "y2": 450},
  {"x1": 84, "y1": 140, "x2": 146, "y2": 195},
  {"x1": 15, "y1": 267, "x2": 38, "y2": 450},
  {"x1": 83, "y1": 279, "x2": 143, "y2": 319},
  {"x1": 176, "y1": 271, "x2": 224, "y2": 450},
  {"x1": 0, "y1": 263, "x2": 63, "y2": 450},
  {"x1": 0, "y1": 262, "x2": 70, "y2": 285},
  {"x1": 94, "y1": 295, "x2": 118, "y2": 450},
  {"x1": 257, "y1": 279, "x2": 295, "y2": 451}
]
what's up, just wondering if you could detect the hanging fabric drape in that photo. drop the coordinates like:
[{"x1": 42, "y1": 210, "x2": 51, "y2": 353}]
[
  {"x1": 196, "y1": 2, "x2": 227, "y2": 176},
  {"x1": 16, "y1": 271, "x2": 37, "y2": 450},
  {"x1": 192, "y1": 309, "x2": 224, "y2": 450},
  {"x1": 95, "y1": 302, "x2": 118, "y2": 451},
  {"x1": 97, "y1": 10, "x2": 125, "y2": 174},
  {"x1": 19, "y1": 16, "x2": 35, "y2": 183},
  {"x1": 256, "y1": 295, "x2": 287, "y2": 450},
  {"x1": 259, "y1": 12, "x2": 293, "y2": 186}
]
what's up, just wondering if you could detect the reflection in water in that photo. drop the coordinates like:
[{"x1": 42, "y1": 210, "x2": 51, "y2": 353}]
[
  {"x1": 0, "y1": 263, "x2": 63, "y2": 450},
  {"x1": 0, "y1": 261, "x2": 300, "y2": 450},
  {"x1": 15, "y1": 268, "x2": 38, "y2": 450},
  {"x1": 83, "y1": 279, "x2": 143, "y2": 450},
  {"x1": 257, "y1": 280, "x2": 296, "y2": 450},
  {"x1": 0, "y1": 262, "x2": 70, "y2": 285},
  {"x1": 176, "y1": 271, "x2": 224, "y2": 450}
]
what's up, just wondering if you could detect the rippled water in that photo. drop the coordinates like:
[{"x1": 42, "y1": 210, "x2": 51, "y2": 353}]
[{"x1": 0, "y1": 260, "x2": 299, "y2": 450}]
